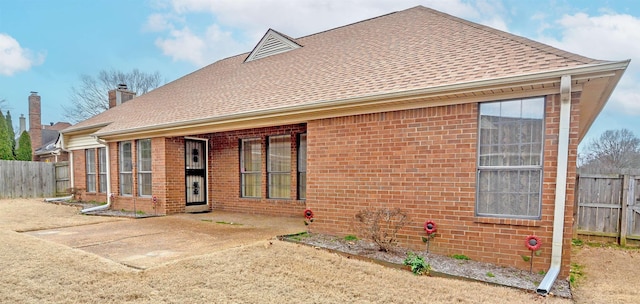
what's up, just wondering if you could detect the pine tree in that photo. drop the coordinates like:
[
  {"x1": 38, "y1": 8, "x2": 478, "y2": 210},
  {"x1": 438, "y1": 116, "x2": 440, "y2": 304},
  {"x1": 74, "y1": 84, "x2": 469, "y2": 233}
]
[
  {"x1": 0, "y1": 110, "x2": 14, "y2": 160},
  {"x1": 15, "y1": 131, "x2": 32, "y2": 161},
  {"x1": 6, "y1": 110, "x2": 16, "y2": 157}
]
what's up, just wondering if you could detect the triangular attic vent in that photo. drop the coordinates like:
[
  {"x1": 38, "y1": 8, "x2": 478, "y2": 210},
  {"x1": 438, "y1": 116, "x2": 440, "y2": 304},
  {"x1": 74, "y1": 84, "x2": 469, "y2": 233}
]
[{"x1": 245, "y1": 29, "x2": 301, "y2": 62}]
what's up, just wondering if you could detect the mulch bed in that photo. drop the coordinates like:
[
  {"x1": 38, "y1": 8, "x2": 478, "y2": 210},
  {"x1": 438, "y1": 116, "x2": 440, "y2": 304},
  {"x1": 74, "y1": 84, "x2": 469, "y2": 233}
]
[{"x1": 281, "y1": 232, "x2": 571, "y2": 298}]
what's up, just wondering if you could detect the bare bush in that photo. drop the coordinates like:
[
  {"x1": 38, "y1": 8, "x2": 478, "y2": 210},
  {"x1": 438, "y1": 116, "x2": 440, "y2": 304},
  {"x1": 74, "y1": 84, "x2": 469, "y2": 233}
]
[{"x1": 355, "y1": 208, "x2": 408, "y2": 252}]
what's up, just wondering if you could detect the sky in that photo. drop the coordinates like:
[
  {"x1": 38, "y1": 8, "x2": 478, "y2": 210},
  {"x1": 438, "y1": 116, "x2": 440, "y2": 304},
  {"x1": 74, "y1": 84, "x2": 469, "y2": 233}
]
[{"x1": 1, "y1": 0, "x2": 639, "y2": 151}]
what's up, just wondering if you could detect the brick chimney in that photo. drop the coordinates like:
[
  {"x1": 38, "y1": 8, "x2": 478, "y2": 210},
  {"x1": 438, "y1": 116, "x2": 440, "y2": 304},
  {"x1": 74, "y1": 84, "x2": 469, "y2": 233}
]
[
  {"x1": 108, "y1": 84, "x2": 136, "y2": 109},
  {"x1": 28, "y1": 91, "x2": 41, "y2": 158},
  {"x1": 18, "y1": 114, "x2": 26, "y2": 135}
]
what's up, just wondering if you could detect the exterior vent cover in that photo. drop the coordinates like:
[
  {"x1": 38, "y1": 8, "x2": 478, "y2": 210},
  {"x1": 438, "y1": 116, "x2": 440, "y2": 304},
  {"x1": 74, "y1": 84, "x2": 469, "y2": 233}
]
[{"x1": 245, "y1": 29, "x2": 301, "y2": 62}]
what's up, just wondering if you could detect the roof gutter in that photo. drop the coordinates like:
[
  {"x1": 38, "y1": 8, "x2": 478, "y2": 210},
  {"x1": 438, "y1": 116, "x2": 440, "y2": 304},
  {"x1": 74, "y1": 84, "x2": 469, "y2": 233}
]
[
  {"x1": 537, "y1": 74, "x2": 572, "y2": 295},
  {"x1": 93, "y1": 60, "x2": 629, "y2": 139}
]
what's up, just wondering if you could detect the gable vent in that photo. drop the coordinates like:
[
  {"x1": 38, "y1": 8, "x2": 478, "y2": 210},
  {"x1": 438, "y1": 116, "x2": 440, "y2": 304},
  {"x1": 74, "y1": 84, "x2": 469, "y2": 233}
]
[{"x1": 245, "y1": 29, "x2": 301, "y2": 62}]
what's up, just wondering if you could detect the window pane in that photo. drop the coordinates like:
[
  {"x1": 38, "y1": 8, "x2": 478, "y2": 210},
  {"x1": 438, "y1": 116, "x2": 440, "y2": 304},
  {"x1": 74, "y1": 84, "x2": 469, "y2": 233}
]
[
  {"x1": 477, "y1": 97, "x2": 544, "y2": 219},
  {"x1": 138, "y1": 173, "x2": 152, "y2": 196},
  {"x1": 269, "y1": 173, "x2": 290, "y2": 199},
  {"x1": 298, "y1": 172, "x2": 306, "y2": 200},
  {"x1": 120, "y1": 173, "x2": 132, "y2": 195},
  {"x1": 268, "y1": 135, "x2": 291, "y2": 172},
  {"x1": 242, "y1": 173, "x2": 261, "y2": 197},
  {"x1": 241, "y1": 139, "x2": 261, "y2": 173},
  {"x1": 477, "y1": 169, "x2": 541, "y2": 217},
  {"x1": 138, "y1": 139, "x2": 152, "y2": 172}
]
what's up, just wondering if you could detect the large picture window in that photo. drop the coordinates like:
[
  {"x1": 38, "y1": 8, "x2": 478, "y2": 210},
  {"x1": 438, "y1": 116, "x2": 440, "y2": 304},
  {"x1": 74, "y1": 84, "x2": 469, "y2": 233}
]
[
  {"x1": 98, "y1": 147, "x2": 107, "y2": 193},
  {"x1": 119, "y1": 141, "x2": 132, "y2": 196},
  {"x1": 297, "y1": 133, "x2": 307, "y2": 200},
  {"x1": 268, "y1": 135, "x2": 291, "y2": 199},
  {"x1": 85, "y1": 149, "x2": 96, "y2": 193},
  {"x1": 477, "y1": 97, "x2": 545, "y2": 219},
  {"x1": 241, "y1": 138, "x2": 261, "y2": 198},
  {"x1": 137, "y1": 139, "x2": 152, "y2": 197}
]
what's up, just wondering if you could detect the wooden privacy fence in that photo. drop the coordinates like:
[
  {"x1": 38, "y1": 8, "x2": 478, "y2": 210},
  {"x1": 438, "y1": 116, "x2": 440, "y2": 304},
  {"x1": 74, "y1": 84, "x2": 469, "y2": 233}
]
[
  {"x1": 576, "y1": 173, "x2": 640, "y2": 245},
  {"x1": 0, "y1": 160, "x2": 70, "y2": 199}
]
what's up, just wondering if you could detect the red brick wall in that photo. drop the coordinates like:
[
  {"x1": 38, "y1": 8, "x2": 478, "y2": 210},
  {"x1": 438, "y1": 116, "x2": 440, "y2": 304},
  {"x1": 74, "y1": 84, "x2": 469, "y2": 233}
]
[
  {"x1": 207, "y1": 124, "x2": 307, "y2": 216},
  {"x1": 306, "y1": 94, "x2": 578, "y2": 276}
]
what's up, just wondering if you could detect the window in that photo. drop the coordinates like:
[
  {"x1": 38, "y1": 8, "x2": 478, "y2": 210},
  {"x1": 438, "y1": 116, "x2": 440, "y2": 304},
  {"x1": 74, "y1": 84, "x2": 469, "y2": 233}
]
[
  {"x1": 268, "y1": 135, "x2": 291, "y2": 199},
  {"x1": 119, "y1": 141, "x2": 132, "y2": 196},
  {"x1": 85, "y1": 149, "x2": 96, "y2": 193},
  {"x1": 98, "y1": 147, "x2": 107, "y2": 193},
  {"x1": 298, "y1": 133, "x2": 307, "y2": 200},
  {"x1": 477, "y1": 97, "x2": 545, "y2": 219},
  {"x1": 241, "y1": 138, "x2": 261, "y2": 198},
  {"x1": 138, "y1": 139, "x2": 152, "y2": 196}
]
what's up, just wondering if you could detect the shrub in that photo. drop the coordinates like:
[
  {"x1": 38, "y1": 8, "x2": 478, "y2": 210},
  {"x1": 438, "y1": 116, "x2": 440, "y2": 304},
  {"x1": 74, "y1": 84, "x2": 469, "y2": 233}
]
[{"x1": 354, "y1": 207, "x2": 408, "y2": 252}]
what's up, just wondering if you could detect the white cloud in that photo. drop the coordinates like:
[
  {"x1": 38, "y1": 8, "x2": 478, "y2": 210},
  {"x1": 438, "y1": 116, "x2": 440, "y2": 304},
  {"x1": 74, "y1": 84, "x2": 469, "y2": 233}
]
[
  {"x1": 155, "y1": 27, "x2": 207, "y2": 65},
  {"x1": 147, "y1": 0, "x2": 508, "y2": 66},
  {"x1": 538, "y1": 13, "x2": 640, "y2": 115},
  {"x1": 0, "y1": 33, "x2": 44, "y2": 76}
]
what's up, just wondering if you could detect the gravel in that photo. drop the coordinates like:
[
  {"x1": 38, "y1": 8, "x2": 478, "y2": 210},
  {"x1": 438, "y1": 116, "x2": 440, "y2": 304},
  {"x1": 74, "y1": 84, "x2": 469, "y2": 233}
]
[{"x1": 285, "y1": 233, "x2": 571, "y2": 298}]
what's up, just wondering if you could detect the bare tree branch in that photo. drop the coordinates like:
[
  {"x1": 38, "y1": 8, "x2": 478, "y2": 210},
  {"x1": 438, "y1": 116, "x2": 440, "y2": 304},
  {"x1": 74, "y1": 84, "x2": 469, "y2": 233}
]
[
  {"x1": 62, "y1": 69, "x2": 164, "y2": 123},
  {"x1": 580, "y1": 129, "x2": 640, "y2": 171}
]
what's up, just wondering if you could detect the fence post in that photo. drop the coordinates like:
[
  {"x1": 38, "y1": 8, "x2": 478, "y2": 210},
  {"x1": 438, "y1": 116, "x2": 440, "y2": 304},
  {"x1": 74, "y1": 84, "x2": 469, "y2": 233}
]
[{"x1": 620, "y1": 174, "x2": 629, "y2": 246}]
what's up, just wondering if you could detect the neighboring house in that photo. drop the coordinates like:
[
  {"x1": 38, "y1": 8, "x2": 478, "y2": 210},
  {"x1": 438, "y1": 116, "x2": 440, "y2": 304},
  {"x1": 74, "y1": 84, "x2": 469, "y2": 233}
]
[
  {"x1": 28, "y1": 92, "x2": 72, "y2": 162},
  {"x1": 60, "y1": 6, "x2": 628, "y2": 293}
]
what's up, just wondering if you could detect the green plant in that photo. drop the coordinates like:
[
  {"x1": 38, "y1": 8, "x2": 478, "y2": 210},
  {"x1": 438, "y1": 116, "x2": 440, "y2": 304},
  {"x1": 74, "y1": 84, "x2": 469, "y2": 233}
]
[
  {"x1": 288, "y1": 232, "x2": 310, "y2": 241},
  {"x1": 572, "y1": 238, "x2": 584, "y2": 246},
  {"x1": 486, "y1": 272, "x2": 495, "y2": 278},
  {"x1": 354, "y1": 207, "x2": 408, "y2": 252},
  {"x1": 538, "y1": 270, "x2": 546, "y2": 275},
  {"x1": 344, "y1": 235, "x2": 358, "y2": 241},
  {"x1": 136, "y1": 210, "x2": 145, "y2": 215},
  {"x1": 451, "y1": 254, "x2": 470, "y2": 260},
  {"x1": 569, "y1": 262, "x2": 585, "y2": 287},
  {"x1": 403, "y1": 252, "x2": 430, "y2": 275},
  {"x1": 521, "y1": 255, "x2": 530, "y2": 262}
]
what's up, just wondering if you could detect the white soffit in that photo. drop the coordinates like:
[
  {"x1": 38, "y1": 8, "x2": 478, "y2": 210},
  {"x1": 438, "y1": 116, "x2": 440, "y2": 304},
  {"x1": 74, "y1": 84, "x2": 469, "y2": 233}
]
[{"x1": 245, "y1": 29, "x2": 301, "y2": 62}]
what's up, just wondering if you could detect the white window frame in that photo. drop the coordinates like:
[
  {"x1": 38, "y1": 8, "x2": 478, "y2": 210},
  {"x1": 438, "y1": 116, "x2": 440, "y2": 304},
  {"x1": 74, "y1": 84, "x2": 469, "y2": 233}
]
[
  {"x1": 119, "y1": 141, "x2": 133, "y2": 196},
  {"x1": 85, "y1": 149, "x2": 96, "y2": 193},
  {"x1": 137, "y1": 139, "x2": 152, "y2": 197},
  {"x1": 268, "y1": 135, "x2": 291, "y2": 199},
  {"x1": 98, "y1": 147, "x2": 107, "y2": 193},
  {"x1": 476, "y1": 97, "x2": 545, "y2": 219},
  {"x1": 240, "y1": 138, "x2": 261, "y2": 198}
]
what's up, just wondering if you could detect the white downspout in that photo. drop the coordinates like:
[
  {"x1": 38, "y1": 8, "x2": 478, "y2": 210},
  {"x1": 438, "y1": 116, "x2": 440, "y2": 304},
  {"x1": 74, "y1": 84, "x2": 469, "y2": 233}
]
[
  {"x1": 81, "y1": 140, "x2": 112, "y2": 213},
  {"x1": 537, "y1": 75, "x2": 571, "y2": 295}
]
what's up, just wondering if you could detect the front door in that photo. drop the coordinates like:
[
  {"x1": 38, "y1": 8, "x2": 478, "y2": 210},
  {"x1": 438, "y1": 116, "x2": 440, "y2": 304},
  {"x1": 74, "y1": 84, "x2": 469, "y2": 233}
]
[{"x1": 185, "y1": 139, "x2": 207, "y2": 211}]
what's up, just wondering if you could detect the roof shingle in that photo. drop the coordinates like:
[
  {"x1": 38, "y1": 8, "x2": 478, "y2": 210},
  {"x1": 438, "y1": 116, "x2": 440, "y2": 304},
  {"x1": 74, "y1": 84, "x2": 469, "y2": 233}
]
[{"x1": 65, "y1": 6, "x2": 605, "y2": 135}]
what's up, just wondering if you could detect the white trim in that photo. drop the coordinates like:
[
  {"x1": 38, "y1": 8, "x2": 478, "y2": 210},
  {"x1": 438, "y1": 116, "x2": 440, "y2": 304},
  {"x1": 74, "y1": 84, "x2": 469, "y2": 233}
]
[{"x1": 245, "y1": 29, "x2": 301, "y2": 62}]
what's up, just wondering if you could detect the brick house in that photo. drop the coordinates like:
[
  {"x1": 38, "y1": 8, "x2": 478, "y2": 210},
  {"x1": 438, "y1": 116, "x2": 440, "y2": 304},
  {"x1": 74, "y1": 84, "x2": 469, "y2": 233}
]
[{"x1": 60, "y1": 6, "x2": 628, "y2": 293}]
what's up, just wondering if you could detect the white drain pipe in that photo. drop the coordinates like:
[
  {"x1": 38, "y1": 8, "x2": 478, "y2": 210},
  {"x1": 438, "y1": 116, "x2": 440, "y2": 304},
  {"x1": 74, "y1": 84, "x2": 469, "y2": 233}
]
[
  {"x1": 537, "y1": 75, "x2": 571, "y2": 295},
  {"x1": 81, "y1": 140, "x2": 112, "y2": 213}
]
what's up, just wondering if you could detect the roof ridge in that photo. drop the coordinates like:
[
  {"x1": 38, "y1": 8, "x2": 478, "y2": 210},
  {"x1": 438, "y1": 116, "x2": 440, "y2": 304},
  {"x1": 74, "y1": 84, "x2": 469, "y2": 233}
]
[
  {"x1": 420, "y1": 6, "x2": 606, "y2": 65},
  {"x1": 294, "y1": 8, "x2": 403, "y2": 40}
]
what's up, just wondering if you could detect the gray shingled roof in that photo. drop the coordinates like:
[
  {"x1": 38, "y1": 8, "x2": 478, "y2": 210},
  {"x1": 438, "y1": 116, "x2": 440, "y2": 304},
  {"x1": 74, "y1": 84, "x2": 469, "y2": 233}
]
[{"x1": 64, "y1": 6, "x2": 606, "y2": 136}]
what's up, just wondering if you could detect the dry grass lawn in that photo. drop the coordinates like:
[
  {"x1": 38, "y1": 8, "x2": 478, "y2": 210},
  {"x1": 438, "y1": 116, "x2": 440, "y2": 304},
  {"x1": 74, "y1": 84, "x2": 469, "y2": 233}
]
[{"x1": 0, "y1": 198, "x2": 634, "y2": 303}]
